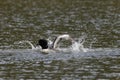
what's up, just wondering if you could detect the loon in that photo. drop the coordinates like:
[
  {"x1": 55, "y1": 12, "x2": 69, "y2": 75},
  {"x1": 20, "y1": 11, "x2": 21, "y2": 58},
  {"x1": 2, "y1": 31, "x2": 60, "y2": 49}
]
[{"x1": 18, "y1": 34, "x2": 86, "y2": 53}]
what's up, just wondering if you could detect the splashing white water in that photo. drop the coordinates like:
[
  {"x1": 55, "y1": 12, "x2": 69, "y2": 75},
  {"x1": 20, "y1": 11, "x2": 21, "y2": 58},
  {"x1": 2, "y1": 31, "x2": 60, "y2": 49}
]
[
  {"x1": 70, "y1": 41, "x2": 87, "y2": 52},
  {"x1": 68, "y1": 34, "x2": 87, "y2": 52},
  {"x1": 17, "y1": 40, "x2": 42, "y2": 50},
  {"x1": 16, "y1": 36, "x2": 88, "y2": 53}
]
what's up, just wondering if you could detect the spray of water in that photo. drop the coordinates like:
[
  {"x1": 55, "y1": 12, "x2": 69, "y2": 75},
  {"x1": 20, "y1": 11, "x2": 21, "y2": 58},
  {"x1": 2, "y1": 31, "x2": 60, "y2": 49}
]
[
  {"x1": 70, "y1": 38, "x2": 87, "y2": 52},
  {"x1": 16, "y1": 35, "x2": 88, "y2": 53},
  {"x1": 17, "y1": 40, "x2": 42, "y2": 50}
]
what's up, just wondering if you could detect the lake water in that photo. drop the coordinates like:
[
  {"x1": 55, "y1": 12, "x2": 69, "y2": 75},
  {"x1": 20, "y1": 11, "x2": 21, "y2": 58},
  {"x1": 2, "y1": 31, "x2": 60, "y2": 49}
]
[{"x1": 0, "y1": 0, "x2": 120, "y2": 80}]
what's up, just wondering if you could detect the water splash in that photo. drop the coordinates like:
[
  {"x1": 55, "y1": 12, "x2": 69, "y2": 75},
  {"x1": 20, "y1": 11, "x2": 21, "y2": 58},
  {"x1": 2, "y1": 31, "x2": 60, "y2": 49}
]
[
  {"x1": 15, "y1": 36, "x2": 88, "y2": 53},
  {"x1": 70, "y1": 40, "x2": 87, "y2": 52},
  {"x1": 17, "y1": 40, "x2": 42, "y2": 50},
  {"x1": 89, "y1": 37, "x2": 97, "y2": 49}
]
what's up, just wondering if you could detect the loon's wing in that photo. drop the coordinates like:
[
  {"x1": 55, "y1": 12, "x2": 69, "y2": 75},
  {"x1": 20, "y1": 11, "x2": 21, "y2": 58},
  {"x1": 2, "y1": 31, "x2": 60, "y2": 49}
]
[{"x1": 52, "y1": 34, "x2": 74, "y2": 49}]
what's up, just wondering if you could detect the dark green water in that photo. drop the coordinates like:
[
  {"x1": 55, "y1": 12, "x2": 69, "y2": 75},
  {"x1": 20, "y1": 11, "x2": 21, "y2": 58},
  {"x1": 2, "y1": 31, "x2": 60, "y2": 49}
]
[{"x1": 0, "y1": 0, "x2": 120, "y2": 80}]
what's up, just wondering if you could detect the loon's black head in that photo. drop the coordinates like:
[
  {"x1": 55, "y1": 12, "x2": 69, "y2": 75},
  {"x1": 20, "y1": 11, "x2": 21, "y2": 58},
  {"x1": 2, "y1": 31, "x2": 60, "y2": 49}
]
[{"x1": 38, "y1": 39, "x2": 48, "y2": 49}]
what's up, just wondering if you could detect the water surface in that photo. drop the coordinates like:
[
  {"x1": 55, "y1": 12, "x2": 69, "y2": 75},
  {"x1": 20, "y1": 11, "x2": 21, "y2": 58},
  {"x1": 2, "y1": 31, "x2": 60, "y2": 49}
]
[{"x1": 0, "y1": 0, "x2": 120, "y2": 80}]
